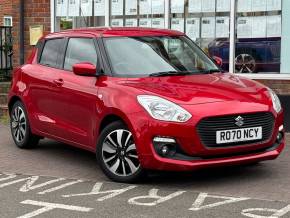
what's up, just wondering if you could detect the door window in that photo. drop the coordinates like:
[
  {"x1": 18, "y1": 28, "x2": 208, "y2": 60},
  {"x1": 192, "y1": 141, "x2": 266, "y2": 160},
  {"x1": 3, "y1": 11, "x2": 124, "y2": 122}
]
[
  {"x1": 64, "y1": 38, "x2": 98, "y2": 71},
  {"x1": 40, "y1": 38, "x2": 64, "y2": 68}
]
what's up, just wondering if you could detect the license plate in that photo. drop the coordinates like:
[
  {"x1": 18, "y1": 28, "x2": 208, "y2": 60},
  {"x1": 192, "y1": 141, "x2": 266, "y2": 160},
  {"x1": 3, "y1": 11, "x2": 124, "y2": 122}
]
[{"x1": 216, "y1": 127, "x2": 262, "y2": 144}]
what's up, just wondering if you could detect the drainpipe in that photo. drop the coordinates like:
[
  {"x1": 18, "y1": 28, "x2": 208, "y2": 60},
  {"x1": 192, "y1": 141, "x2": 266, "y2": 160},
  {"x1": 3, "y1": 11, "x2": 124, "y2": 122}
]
[{"x1": 19, "y1": 0, "x2": 25, "y2": 65}]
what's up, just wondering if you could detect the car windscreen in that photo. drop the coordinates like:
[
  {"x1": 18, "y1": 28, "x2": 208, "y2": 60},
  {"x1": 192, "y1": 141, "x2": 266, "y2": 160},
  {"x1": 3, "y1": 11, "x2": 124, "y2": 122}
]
[{"x1": 103, "y1": 36, "x2": 220, "y2": 77}]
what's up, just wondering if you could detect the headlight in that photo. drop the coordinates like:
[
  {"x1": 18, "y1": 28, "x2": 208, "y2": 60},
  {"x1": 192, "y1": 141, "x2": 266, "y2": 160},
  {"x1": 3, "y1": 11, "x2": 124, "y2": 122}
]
[
  {"x1": 268, "y1": 88, "x2": 282, "y2": 113},
  {"x1": 137, "y1": 95, "x2": 192, "y2": 122}
]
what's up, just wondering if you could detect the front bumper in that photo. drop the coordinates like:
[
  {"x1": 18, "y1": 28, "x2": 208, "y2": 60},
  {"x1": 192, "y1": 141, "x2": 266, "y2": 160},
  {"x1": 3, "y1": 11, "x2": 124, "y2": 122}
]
[
  {"x1": 126, "y1": 101, "x2": 285, "y2": 172},
  {"x1": 139, "y1": 138, "x2": 285, "y2": 171}
]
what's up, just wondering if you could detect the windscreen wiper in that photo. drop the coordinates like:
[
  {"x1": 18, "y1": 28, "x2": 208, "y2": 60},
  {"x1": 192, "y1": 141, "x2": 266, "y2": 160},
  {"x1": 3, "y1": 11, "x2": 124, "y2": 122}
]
[{"x1": 149, "y1": 71, "x2": 194, "y2": 77}]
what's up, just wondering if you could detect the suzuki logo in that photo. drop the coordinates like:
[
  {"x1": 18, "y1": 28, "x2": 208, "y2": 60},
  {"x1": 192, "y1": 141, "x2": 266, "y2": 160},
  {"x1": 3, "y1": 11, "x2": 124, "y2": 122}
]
[{"x1": 235, "y1": 116, "x2": 244, "y2": 127}]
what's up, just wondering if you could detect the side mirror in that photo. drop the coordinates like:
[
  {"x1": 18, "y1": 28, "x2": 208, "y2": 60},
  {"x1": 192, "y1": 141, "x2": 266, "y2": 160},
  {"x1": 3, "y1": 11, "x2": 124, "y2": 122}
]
[
  {"x1": 212, "y1": 56, "x2": 223, "y2": 67},
  {"x1": 73, "y1": 62, "x2": 96, "y2": 76}
]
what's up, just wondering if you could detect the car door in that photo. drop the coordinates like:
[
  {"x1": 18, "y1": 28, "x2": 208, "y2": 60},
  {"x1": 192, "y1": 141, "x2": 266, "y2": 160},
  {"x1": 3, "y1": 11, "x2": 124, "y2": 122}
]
[
  {"x1": 51, "y1": 37, "x2": 101, "y2": 148},
  {"x1": 27, "y1": 37, "x2": 70, "y2": 138}
]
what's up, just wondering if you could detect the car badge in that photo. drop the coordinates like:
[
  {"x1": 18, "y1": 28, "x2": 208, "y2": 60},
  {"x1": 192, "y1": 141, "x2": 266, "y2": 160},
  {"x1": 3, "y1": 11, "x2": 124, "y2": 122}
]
[{"x1": 235, "y1": 116, "x2": 244, "y2": 127}]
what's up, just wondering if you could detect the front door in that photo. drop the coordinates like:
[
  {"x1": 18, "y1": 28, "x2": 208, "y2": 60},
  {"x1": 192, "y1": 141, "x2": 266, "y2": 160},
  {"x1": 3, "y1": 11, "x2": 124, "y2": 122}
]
[{"x1": 51, "y1": 37, "x2": 100, "y2": 148}]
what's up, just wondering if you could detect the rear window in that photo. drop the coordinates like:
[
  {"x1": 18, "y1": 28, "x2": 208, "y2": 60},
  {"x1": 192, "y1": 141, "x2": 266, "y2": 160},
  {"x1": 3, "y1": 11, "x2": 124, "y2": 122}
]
[{"x1": 40, "y1": 38, "x2": 64, "y2": 68}]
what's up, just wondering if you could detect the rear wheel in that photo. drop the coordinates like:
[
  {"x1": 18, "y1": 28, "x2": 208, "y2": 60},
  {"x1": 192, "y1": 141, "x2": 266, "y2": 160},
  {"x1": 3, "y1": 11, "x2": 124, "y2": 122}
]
[
  {"x1": 97, "y1": 121, "x2": 145, "y2": 183},
  {"x1": 10, "y1": 101, "x2": 40, "y2": 148}
]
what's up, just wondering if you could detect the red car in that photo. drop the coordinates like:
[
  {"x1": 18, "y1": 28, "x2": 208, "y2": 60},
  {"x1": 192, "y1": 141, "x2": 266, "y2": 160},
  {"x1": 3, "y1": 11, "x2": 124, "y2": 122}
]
[{"x1": 8, "y1": 28, "x2": 285, "y2": 183}]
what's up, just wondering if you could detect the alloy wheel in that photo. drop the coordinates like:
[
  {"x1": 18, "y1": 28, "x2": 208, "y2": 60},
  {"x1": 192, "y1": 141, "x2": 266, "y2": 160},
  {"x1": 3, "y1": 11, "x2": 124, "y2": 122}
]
[
  {"x1": 235, "y1": 54, "x2": 256, "y2": 73},
  {"x1": 11, "y1": 106, "x2": 27, "y2": 143},
  {"x1": 102, "y1": 129, "x2": 140, "y2": 177}
]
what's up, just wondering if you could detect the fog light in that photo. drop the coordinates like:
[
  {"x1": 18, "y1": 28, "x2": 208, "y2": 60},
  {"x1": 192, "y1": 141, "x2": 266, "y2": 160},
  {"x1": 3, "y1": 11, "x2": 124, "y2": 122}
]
[
  {"x1": 153, "y1": 137, "x2": 177, "y2": 157},
  {"x1": 277, "y1": 132, "x2": 283, "y2": 142},
  {"x1": 161, "y1": 145, "x2": 170, "y2": 156}
]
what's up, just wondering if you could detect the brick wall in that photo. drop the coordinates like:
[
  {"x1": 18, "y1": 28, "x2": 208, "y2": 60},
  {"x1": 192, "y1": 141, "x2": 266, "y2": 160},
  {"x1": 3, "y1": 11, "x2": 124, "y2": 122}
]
[
  {"x1": 10, "y1": 0, "x2": 51, "y2": 67},
  {"x1": 255, "y1": 80, "x2": 290, "y2": 95},
  {"x1": 11, "y1": 0, "x2": 20, "y2": 67},
  {"x1": 23, "y1": 0, "x2": 51, "y2": 65},
  {"x1": 0, "y1": 0, "x2": 13, "y2": 25}
]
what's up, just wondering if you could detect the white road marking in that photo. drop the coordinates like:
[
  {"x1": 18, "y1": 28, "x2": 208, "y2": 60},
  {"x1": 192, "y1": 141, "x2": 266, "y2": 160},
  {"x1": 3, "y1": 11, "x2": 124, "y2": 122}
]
[
  {"x1": 19, "y1": 176, "x2": 66, "y2": 192},
  {"x1": 0, "y1": 173, "x2": 17, "y2": 182},
  {"x1": 38, "y1": 180, "x2": 84, "y2": 195},
  {"x1": 274, "y1": 205, "x2": 290, "y2": 217},
  {"x1": 0, "y1": 176, "x2": 33, "y2": 188},
  {"x1": 242, "y1": 208, "x2": 278, "y2": 218},
  {"x1": 1, "y1": 173, "x2": 289, "y2": 218},
  {"x1": 189, "y1": 192, "x2": 250, "y2": 211},
  {"x1": 241, "y1": 205, "x2": 290, "y2": 218},
  {"x1": 62, "y1": 182, "x2": 137, "y2": 201},
  {"x1": 18, "y1": 200, "x2": 93, "y2": 218},
  {"x1": 128, "y1": 188, "x2": 186, "y2": 206},
  {"x1": 0, "y1": 175, "x2": 69, "y2": 192}
]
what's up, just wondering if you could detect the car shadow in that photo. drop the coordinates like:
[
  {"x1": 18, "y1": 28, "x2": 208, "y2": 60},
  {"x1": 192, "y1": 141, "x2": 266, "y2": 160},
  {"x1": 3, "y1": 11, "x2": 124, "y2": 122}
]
[
  {"x1": 143, "y1": 164, "x2": 270, "y2": 185},
  {"x1": 35, "y1": 139, "x2": 276, "y2": 188}
]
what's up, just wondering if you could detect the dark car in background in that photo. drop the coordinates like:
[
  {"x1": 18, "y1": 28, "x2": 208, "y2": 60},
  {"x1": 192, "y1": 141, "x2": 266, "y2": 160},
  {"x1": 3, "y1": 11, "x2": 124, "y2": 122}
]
[{"x1": 208, "y1": 37, "x2": 281, "y2": 73}]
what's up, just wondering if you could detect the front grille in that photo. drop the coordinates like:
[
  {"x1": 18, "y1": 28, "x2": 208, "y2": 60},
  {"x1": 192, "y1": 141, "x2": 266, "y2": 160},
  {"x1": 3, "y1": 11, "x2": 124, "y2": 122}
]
[{"x1": 197, "y1": 112, "x2": 275, "y2": 148}]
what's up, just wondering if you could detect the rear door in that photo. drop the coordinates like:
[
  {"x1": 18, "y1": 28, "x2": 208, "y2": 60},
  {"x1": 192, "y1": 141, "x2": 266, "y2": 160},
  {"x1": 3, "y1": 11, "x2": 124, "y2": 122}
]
[{"x1": 27, "y1": 37, "x2": 69, "y2": 137}]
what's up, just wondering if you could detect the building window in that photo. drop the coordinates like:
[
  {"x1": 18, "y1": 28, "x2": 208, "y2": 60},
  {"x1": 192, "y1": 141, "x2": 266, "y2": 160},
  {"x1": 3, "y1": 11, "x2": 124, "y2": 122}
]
[
  {"x1": 55, "y1": 0, "x2": 105, "y2": 31},
  {"x1": 3, "y1": 16, "x2": 13, "y2": 27},
  {"x1": 109, "y1": 0, "x2": 166, "y2": 28},
  {"x1": 233, "y1": 0, "x2": 282, "y2": 74},
  {"x1": 170, "y1": 0, "x2": 231, "y2": 72},
  {"x1": 53, "y1": 0, "x2": 289, "y2": 76}
]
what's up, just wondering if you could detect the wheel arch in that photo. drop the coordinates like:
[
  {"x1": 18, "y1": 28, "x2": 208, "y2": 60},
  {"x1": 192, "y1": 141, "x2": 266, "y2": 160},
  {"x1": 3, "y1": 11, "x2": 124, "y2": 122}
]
[
  {"x1": 98, "y1": 114, "x2": 125, "y2": 134},
  {"x1": 97, "y1": 109, "x2": 138, "y2": 140},
  {"x1": 8, "y1": 95, "x2": 23, "y2": 113}
]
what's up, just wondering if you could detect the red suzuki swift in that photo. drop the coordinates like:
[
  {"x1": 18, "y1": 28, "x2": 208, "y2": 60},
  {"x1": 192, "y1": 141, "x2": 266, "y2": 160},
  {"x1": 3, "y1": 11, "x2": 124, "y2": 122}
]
[{"x1": 8, "y1": 27, "x2": 285, "y2": 183}]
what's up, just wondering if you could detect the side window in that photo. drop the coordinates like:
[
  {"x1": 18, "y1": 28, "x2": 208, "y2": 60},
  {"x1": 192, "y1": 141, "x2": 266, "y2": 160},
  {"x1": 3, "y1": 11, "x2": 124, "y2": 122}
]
[
  {"x1": 39, "y1": 39, "x2": 63, "y2": 67},
  {"x1": 64, "y1": 38, "x2": 98, "y2": 71},
  {"x1": 40, "y1": 38, "x2": 64, "y2": 68},
  {"x1": 36, "y1": 40, "x2": 44, "y2": 62}
]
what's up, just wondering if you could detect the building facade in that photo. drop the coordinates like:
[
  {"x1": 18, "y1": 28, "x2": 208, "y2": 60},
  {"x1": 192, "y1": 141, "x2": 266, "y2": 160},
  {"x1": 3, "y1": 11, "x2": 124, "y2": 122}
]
[
  {"x1": 1, "y1": 0, "x2": 50, "y2": 67},
  {"x1": 0, "y1": 1, "x2": 12, "y2": 26},
  {"x1": 1, "y1": 0, "x2": 289, "y2": 129}
]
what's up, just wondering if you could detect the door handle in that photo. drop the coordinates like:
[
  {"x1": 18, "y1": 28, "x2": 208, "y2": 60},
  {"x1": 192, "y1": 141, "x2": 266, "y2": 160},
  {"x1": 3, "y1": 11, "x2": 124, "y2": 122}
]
[{"x1": 53, "y1": 79, "x2": 64, "y2": 86}]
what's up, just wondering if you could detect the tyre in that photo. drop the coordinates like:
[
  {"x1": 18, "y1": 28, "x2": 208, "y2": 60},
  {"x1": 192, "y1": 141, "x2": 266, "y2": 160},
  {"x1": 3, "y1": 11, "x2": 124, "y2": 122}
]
[
  {"x1": 235, "y1": 53, "x2": 256, "y2": 73},
  {"x1": 96, "y1": 121, "x2": 145, "y2": 183},
  {"x1": 10, "y1": 101, "x2": 40, "y2": 149}
]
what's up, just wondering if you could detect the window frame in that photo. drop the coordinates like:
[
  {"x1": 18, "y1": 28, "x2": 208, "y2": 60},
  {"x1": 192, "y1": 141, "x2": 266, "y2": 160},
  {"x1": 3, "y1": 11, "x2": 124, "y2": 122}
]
[{"x1": 3, "y1": 16, "x2": 13, "y2": 27}]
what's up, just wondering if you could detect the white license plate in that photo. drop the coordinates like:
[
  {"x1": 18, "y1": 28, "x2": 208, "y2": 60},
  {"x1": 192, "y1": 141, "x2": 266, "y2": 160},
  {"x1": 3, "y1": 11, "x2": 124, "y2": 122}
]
[{"x1": 216, "y1": 127, "x2": 262, "y2": 144}]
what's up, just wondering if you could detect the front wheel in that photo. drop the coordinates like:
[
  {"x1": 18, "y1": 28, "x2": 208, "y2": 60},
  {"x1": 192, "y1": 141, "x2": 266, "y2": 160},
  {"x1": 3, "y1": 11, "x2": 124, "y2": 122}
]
[
  {"x1": 10, "y1": 101, "x2": 40, "y2": 148},
  {"x1": 96, "y1": 121, "x2": 145, "y2": 183}
]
